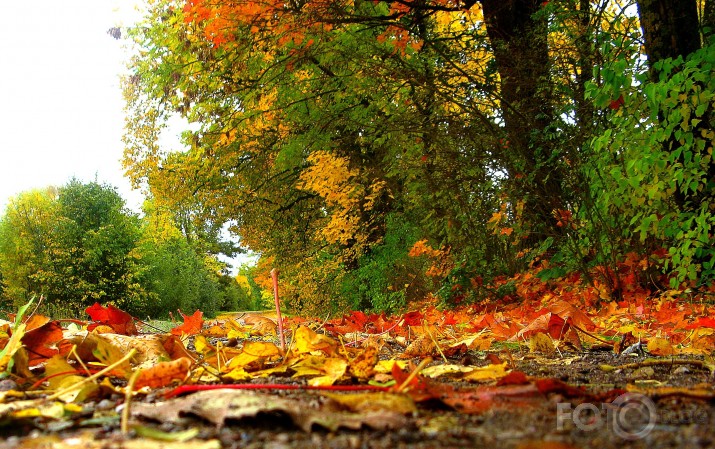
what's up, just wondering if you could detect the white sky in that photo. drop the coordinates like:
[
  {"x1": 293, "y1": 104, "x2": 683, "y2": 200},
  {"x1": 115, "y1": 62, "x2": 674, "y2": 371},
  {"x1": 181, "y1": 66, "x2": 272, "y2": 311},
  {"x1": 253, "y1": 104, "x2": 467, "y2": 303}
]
[
  {"x1": 0, "y1": 1, "x2": 146, "y2": 213},
  {"x1": 0, "y1": 1, "x2": 254, "y2": 269}
]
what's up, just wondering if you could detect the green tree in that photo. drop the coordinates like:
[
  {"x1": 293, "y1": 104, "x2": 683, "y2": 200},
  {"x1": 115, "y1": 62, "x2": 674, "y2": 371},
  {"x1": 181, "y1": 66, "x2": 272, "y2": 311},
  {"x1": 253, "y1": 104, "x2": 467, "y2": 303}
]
[
  {"x1": 0, "y1": 181, "x2": 147, "y2": 316},
  {"x1": 137, "y1": 236, "x2": 219, "y2": 318},
  {"x1": 0, "y1": 188, "x2": 61, "y2": 307}
]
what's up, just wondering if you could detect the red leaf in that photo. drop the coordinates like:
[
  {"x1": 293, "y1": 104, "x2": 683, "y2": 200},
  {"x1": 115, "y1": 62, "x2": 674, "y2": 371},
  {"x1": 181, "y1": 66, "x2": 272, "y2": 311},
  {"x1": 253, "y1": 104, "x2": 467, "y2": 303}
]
[
  {"x1": 171, "y1": 310, "x2": 204, "y2": 336},
  {"x1": 402, "y1": 311, "x2": 424, "y2": 326},
  {"x1": 497, "y1": 371, "x2": 530, "y2": 386},
  {"x1": 608, "y1": 94, "x2": 624, "y2": 110},
  {"x1": 86, "y1": 303, "x2": 138, "y2": 335},
  {"x1": 685, "y1": 317, "x2": 715, "y2": 329},
  {"x1": 22, "y1": 321, "x2": 63, "y2": 366}
]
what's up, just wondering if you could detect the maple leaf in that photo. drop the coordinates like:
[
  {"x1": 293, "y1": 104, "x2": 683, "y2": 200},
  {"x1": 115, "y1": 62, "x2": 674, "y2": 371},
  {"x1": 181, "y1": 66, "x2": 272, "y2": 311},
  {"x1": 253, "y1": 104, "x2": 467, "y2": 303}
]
[
  {"x1": 85, "y1": 303, "x2": 138, "y2": 335},
  {"x1": 685, "y1": 317, "x2": 715, "y2": 329},
  {"x1": 171, "y1": 310, "x2": 204, "y2": 336},
  {"x1": 548, "y1": 300, "x2": 596, "y2": 330}
]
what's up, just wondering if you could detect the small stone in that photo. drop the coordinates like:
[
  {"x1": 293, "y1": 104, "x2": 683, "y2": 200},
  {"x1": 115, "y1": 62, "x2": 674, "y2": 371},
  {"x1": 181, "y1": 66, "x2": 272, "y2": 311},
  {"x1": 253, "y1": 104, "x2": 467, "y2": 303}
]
[
  {"x1": 96, "y1": 399, "x2": 116, "y2": 410},
  {"x1": 673, "y1": 366, "x2": 690, "y2": 375},
  {"x1": 630, "y1": 366, "x2": 655, "y2": 379},
  {"x1": 0, "y1": 379, "x2": 18, "y2": 391}
]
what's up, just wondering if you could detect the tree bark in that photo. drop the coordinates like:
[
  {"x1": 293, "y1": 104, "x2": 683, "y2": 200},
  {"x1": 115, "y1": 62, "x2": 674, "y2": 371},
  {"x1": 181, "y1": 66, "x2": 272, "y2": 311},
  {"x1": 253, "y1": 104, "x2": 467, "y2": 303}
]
[
  {"x1": 480, "y1": 0, "x2": 566, "y2": 245},
  {"x1": 636, "y1": 0, "x2": 700, "y2": 80}
]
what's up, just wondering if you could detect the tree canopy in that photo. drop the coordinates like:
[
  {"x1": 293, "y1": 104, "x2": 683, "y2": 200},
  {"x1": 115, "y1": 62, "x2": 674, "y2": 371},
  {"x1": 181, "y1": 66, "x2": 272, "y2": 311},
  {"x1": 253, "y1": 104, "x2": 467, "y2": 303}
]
[
  {"x1": 122, "y1": 0, "x2": 715, "y2": 314},
  {"x1": 0, "y1": 180, "x2": 252, "y2": 318}
]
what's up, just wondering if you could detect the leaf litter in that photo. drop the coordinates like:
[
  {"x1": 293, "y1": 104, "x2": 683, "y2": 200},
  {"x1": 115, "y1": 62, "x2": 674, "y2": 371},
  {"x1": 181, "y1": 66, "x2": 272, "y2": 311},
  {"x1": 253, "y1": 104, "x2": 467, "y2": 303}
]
[{"x1": 0, "y1": 290, "x2": 714, "y2": 448}]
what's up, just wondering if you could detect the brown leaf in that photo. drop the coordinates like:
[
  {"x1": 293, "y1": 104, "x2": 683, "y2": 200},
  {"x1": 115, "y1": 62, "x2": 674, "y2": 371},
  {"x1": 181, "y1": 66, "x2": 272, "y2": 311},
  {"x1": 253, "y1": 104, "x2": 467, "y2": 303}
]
[
  {"x1": 242, "y1": 314, "x2": 278, "y2": 336},
  {"x1": 132, "y1": 390, "x2": 409, "y2": 432},
  {"x1": 402, "y1": 336, "x2": 435, "y2": 358}
]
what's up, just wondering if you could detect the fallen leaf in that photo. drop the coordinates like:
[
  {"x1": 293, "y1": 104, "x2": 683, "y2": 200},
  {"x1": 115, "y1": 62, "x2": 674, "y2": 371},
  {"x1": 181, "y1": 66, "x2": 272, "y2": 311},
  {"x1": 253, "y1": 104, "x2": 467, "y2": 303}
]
[
  {"x1": 291, "y1": 355, "x2": 347, "y2": 386},
  {"x1": 132, "y1": 389, "x2": 409, "y2": 432},
  {"x1": 86, "y1": 303, "x2": 138, "y2": 335},
  {"x1": 462, "y1": 362, "x2": 510, "y2": 382},
  {"x1": 134, "y1": 357, "x2": 193, "y2": 389},
  {"x1": 171, "y1": 310, "x2": 203, "y2": 336},
  {"x1": 293, "y1": 326, "x2": 339, "y2": 356},
  {"x1": 647, "y1": 337, "x2": 676, "y2": 356},
  {"x1": 529, "y1": 332, "x2": 555, "y2": 355}
]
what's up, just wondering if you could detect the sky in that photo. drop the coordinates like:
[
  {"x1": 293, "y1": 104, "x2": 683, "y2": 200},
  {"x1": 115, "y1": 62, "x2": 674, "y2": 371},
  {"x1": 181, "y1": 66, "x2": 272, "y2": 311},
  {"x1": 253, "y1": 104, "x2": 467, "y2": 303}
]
[{"x1": 0, "y1": 1, "x2": 146, "y2": 213}]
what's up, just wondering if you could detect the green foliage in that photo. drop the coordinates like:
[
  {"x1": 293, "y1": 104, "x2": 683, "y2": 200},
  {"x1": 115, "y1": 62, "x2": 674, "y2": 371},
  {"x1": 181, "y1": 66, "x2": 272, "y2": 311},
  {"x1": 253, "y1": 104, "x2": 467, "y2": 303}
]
[
  {"x1": 0, "y1": 180, "x2": 243, "y2": 319},
  {"x1": 0, "y1": 181, "x2": 146, "y2": 316},
  {"x1": 340, "y1": 214, "x2": 425, "y2": 313},
  {"x1": 135, "y1": 236, "x2": 219, "y2": 318},
  {"x1": 584, "y1": 41, "x2": 715, "y2": 289},
  {"x1": 118, "y1": 0, "x2": 715, "y2": 312}
]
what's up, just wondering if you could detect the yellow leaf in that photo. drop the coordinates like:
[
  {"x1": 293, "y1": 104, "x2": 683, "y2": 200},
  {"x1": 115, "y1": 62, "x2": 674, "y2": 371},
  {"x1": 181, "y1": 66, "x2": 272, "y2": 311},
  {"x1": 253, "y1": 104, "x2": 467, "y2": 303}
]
[
  {"x1": 323, "y1": 392, "x2": 416, "y2": 414},
  {"x1": 226, "y1": 341, "x2": 281, "y2": 370},
  {"x1": 293, "y1": 326, "x2": 338, "y2": 356},
  {"x1": 421, "y1": 364, "x2": 474, "y2": 378},
  {"x1": 529, "y1": 332, "x2": 555, "y2": 355},
  {"x1": 44, "y1": 355, "x2": 99, "y2": 403},
  {"x1": 374, "y1": 359, "x2": 408, "y2": 373},
  {"x1": 450, "y1": 334, "x2": 493, "y2": 351},
  {"x1": 291, "y1": 355, "x2": 347, "y2": 386},
  {"x1": 462, "y1": 362, "x2": 510, "y2": 382},
  {"x1": 647, "y1": 337, "x2": 676, "y2": 356},
  {"x1": 0, "y1": 322, "x2": 26, "y2": 373}
]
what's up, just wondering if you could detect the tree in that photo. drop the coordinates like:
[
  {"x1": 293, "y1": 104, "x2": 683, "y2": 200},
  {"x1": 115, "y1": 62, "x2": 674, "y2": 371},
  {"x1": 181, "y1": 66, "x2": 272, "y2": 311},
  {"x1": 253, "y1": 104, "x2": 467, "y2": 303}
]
[
  {"x1": 122, "y1": 0, "x2": 715, "y2": 311},
  {"x1": 0, "y1": 181, "x2": 147, "y2": 315},
  {"x1": 0, "y1": 188, "x2": 60, "y2": 307}
]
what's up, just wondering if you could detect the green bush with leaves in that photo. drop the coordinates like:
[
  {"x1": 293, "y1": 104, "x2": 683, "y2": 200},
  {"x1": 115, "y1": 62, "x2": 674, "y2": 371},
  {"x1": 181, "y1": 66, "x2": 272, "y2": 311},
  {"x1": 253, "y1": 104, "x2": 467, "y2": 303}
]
[
  {"x1": 584, "y1": 41, "x2": 715, "y2": 289},
  {"x1": 0, "y1": 181, "x2": 147, "y2": 316},
  {"x1": 136, "y1": 236, "x2": 220, "y2": 318}
]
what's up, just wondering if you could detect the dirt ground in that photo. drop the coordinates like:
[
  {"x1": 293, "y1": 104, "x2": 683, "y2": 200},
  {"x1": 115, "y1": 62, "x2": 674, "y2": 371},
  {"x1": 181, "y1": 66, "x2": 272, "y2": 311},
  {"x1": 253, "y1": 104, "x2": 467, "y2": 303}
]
[{"x1": 1, "y1": 347, "x2": 713, "y2": 449}]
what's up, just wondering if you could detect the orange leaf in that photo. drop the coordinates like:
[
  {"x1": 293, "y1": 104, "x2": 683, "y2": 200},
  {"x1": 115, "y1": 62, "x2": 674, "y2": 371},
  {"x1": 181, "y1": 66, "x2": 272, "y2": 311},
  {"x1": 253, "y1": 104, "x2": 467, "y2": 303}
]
[
  {"x1": 548, "y1": 300, "x2": 596, "y2": 330},
  {"x1": 134, "y1": 357, "x2": 193, "y2": 389},
  {"x1": 646, "y1": 337, "x2": 675, "y2": 356},
  {"x1": 171, "y1": 310, "x2": 204, "y2": 336}
]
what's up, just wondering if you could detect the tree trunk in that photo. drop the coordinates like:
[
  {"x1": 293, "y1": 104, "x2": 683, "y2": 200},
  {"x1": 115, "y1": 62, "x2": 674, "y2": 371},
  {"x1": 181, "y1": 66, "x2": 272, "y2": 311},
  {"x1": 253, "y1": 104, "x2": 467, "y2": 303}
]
[
  {"x1": 636, "y1": 0, "x2": 700, "y2": 80},
  {"x1": 480, "y1": 0, "x2": 566, "y2": 245}
]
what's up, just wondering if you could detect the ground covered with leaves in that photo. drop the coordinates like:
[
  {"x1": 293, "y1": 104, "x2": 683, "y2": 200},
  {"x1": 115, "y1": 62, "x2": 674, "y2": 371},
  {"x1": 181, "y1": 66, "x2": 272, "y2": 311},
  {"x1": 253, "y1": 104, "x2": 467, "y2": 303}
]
[{"x1": 1, "y1": 280, "x2": 715, "y2": 448}]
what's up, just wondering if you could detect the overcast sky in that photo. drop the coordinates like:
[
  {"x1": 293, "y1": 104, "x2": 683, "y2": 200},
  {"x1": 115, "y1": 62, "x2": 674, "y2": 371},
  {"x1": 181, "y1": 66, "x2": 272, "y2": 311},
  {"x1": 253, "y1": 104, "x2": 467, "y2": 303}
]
[{"x1": 0, "y1": 0, "x2": 146, "y2": 212}]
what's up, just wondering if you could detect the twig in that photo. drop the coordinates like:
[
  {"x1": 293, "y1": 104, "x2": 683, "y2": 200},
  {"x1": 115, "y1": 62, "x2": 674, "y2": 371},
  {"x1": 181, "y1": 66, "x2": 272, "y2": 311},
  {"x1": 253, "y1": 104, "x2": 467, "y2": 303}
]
[
  {"x1": 571, "y1": 324, "x2": 611, "y2": 345},
  {"x1": 423, "y1": 321, "x2": 448, "y2": 364},
  {"x1": 271, "y1": 268, "x2": 286, "y2": 352},
  {"x1": 46, "y1": 349, "x2": 137, "y2": 402},
  {"x1": 395, "y1": 357, "x2": 433, "y2": 393},
  {"x1": 122, "y1": 368, "x2": 142, "y2": 434}
]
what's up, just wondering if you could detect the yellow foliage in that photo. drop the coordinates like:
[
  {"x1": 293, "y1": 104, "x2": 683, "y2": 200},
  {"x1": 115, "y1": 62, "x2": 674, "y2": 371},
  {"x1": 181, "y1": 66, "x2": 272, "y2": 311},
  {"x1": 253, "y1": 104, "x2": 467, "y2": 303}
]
[{"x1": 297, "y1": 151, "x2": 386, "y2": 248}]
